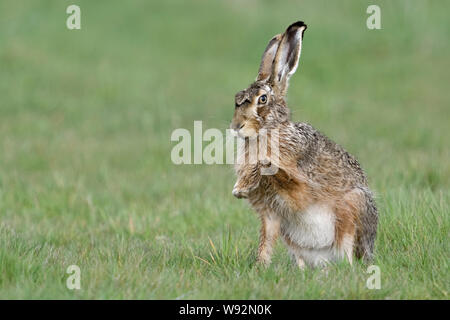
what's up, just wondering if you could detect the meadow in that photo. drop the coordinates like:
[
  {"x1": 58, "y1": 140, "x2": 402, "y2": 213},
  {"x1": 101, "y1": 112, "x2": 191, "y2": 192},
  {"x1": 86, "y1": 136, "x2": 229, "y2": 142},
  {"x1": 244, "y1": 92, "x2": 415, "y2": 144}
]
[{"x1": 0, "y1": 0, "x2": 448, "y2": 299}]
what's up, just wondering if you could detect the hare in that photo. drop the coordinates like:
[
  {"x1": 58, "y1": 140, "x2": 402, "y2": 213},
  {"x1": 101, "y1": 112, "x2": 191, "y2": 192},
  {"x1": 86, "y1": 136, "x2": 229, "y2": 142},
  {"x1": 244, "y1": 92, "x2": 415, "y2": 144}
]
[{"x1": 230, "y1": 21, "x2": 378, "y2": 268}]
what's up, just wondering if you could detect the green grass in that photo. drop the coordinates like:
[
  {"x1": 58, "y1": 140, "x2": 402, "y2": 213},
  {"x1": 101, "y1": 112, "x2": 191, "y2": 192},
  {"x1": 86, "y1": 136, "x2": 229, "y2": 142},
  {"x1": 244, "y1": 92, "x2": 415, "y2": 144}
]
[{"x1": 0, "y1": 0, "x2": 449, "y2": 299}]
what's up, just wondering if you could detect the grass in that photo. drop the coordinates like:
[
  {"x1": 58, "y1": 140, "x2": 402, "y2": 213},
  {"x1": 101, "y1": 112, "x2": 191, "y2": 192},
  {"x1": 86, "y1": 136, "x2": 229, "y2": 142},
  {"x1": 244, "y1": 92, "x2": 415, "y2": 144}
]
[{"x1": 0, "y1": 0, "x2": 449, "y2": 299}]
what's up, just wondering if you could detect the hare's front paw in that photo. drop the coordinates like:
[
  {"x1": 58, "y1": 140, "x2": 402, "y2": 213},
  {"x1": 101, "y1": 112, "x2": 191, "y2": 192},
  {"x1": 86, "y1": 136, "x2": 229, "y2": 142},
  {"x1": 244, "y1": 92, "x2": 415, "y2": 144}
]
[{"x1": 232, "y1": 186, "x2": 249, "y2": 199}]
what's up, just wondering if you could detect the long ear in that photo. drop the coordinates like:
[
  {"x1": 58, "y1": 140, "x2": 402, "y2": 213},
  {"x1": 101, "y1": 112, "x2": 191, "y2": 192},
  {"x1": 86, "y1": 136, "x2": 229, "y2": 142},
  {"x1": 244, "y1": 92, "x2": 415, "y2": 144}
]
[
  {"x1": 256, "y1": 34, "x2": 282, "y2": 81},
  {"x1": 271, "y1": 21, "x2": 307, "y2": 95}
]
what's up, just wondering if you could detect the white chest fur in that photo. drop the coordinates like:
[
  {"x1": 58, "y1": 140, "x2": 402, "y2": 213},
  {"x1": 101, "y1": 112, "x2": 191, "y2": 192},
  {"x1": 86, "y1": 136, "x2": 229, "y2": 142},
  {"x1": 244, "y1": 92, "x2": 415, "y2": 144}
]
[{"x1": 281, "y1": 204, "x2": 336, "y2": 249}]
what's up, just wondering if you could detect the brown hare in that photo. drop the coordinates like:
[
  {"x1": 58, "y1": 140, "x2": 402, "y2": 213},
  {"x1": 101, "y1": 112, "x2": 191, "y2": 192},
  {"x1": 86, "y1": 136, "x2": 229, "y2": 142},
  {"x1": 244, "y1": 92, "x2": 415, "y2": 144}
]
[{"x1": 230, "y1": 21, "x2": 378, "y2": 268}]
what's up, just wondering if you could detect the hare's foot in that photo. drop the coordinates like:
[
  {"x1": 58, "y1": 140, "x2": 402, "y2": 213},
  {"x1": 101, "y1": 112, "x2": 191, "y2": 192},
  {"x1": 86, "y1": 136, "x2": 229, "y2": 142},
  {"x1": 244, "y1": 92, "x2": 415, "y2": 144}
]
[
  {"x1": 232, "y1": 180, "x2": 258, "y2": 199},
  {"x1": 288, "y1": 250, "x2": 306, "y2": 270},
  {"x1": 295, "y1": 256, "x2": 306, "y2": 270},
  {"x1": 232, "y1": 185, "x2": 249, "y2": 199},
  {"x1": 256, "y1": 255, "x2": 271, "y2": 267}
]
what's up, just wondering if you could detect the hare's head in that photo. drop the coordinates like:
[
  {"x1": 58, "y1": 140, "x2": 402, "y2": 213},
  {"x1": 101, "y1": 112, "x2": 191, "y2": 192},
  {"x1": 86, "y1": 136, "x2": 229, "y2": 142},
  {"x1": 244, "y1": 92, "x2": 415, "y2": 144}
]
[{"x1": 231, "y1": 21, "x2": 307, "y2": 138}]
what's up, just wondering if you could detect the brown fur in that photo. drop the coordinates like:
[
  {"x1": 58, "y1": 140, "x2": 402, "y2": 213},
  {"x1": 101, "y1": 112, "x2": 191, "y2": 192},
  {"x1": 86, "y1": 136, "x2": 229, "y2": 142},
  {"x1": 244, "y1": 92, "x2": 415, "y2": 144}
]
[{"x1": 231, "y1": 21, "x2": 378, "y2": 267}]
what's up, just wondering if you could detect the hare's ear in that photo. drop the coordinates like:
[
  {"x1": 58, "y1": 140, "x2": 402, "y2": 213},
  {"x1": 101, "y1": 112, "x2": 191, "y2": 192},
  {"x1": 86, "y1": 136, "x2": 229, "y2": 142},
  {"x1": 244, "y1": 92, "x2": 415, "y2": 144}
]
[
  {"x1": 256, "y1": 34, "x2": 282, "y2": 82},
  {"x1": 271, "y1": 21, "x2": 307, "y2": 95}
]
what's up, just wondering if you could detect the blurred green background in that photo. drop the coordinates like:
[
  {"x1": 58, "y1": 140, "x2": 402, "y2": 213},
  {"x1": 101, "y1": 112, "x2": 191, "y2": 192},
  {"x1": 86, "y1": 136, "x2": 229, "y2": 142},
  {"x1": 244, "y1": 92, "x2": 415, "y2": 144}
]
[{"x1": 0, "y1": 0, "x2": 448, "y2": 299}]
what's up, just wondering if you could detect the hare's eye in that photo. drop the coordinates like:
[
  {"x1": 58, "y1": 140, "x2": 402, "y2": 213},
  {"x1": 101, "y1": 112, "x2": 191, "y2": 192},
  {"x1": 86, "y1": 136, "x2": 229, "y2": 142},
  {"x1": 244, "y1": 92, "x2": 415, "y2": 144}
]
[{"x1": 258, "y1": 94, "x2": 267, "y2": 104}]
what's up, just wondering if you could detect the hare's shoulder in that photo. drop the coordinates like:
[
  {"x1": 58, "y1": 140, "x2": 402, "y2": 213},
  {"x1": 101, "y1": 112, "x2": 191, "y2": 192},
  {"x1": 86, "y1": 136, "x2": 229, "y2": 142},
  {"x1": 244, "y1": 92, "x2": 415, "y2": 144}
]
[{"x1": 292, "y1": 122, "x2": 368, "y2": 187}]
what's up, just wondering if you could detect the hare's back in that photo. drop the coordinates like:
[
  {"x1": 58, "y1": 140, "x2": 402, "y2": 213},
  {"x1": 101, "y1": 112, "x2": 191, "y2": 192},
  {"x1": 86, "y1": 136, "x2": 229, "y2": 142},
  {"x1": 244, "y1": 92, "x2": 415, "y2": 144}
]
[{"x1": 294, "y1": 122, "x2": 368, "y2": 188}]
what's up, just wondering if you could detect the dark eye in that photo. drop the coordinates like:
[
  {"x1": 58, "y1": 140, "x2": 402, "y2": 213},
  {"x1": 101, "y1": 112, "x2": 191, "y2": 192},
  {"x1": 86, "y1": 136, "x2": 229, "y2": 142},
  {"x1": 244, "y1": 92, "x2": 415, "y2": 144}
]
[{"x1": 258, "y1": 94, "x2": 267, "y2": 104}]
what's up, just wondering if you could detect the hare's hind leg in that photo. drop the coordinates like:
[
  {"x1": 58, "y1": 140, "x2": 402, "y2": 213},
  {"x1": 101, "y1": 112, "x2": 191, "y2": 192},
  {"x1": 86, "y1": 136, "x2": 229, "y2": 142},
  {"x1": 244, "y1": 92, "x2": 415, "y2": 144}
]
[
  {"x1": 339, "y1": 233, "x2": 355, "y2": 265},
  {"x1": 354, "y1": 188, "x2": 378, "y2": 262},
  {"x1": 257, "y1": 212, "x2": 280, "y2": 266},
  {"x1": 334, "y1": 189, "x2": 364, "y2": 265},
  {"x1": 334, "y1": 187, "x2": 378, "y2": 264}
]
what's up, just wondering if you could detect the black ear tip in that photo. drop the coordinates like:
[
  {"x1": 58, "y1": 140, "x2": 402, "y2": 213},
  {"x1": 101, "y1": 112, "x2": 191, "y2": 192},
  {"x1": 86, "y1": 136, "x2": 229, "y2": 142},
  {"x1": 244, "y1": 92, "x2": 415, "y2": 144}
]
[{"x1": 288, "y1": 21, "x2": 307, "y2": 30}]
